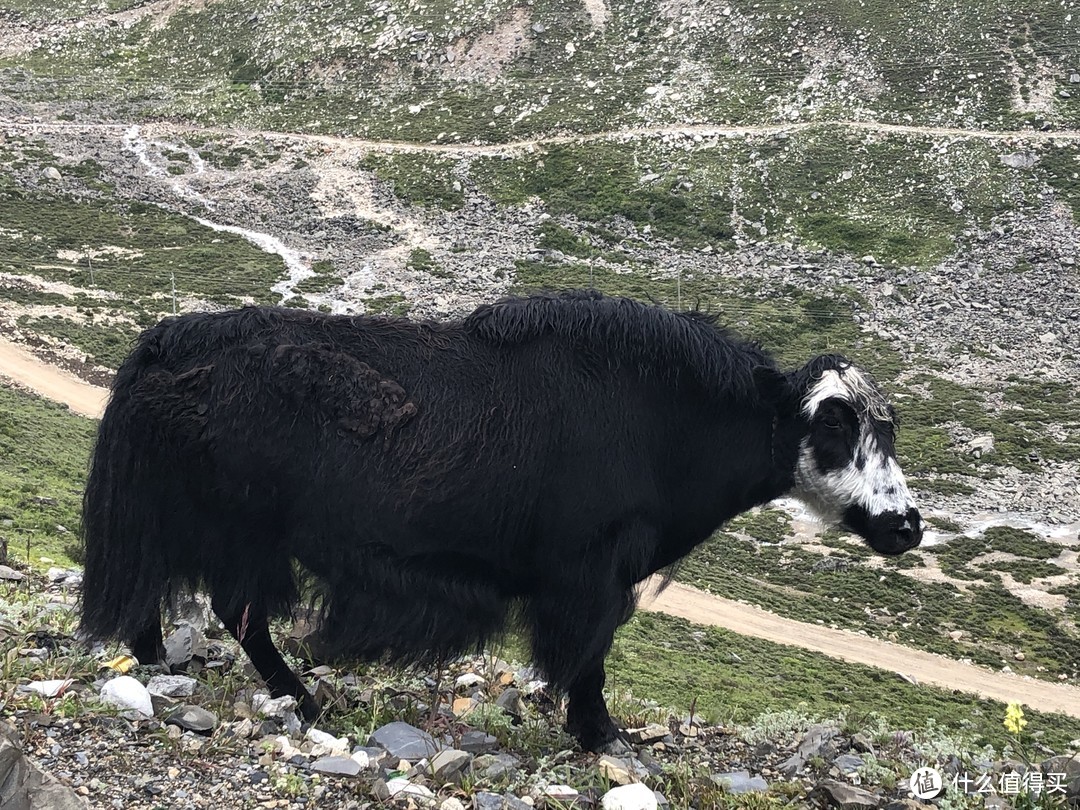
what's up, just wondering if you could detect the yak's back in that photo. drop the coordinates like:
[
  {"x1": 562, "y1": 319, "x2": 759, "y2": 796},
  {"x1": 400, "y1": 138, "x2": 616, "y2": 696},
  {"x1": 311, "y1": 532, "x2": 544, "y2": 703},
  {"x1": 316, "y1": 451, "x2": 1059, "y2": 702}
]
[{"x1": 464, "y1": 290, "x2": 773, "y2": 403}]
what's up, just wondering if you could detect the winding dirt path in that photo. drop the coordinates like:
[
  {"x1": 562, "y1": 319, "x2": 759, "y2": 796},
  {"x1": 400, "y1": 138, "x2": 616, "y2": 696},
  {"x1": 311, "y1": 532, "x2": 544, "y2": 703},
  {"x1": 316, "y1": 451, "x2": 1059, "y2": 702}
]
[
  {"x1": 0, "y1": 340, "x2": 108, "y2": 418},
  {"x1": 2, "y1": 338, "x2": 1080, "y2": 720},
  {"x1": 5, "y1": 119, "x2": 1080, "y2": 158}
]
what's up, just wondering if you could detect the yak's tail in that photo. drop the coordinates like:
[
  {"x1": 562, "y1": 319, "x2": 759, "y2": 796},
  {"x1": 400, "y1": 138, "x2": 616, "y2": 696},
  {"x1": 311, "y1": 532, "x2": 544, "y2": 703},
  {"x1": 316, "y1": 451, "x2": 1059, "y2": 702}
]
[{"x1": 79, "y1": 329, "x2": 177, "y2": 647}]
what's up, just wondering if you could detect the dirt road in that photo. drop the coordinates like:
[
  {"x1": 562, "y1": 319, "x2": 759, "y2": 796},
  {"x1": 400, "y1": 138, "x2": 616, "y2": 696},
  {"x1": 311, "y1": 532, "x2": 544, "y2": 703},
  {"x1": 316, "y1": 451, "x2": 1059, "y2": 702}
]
[
  {"x1": 5, "y1": 120, "x2": 1080, "y2": 160},
  {"x1": 0, "y1": 340, "x2": 109, "y2": 418},
  {"x1": 3, "y1": 338, "x2": 1079, "y2": 720}
]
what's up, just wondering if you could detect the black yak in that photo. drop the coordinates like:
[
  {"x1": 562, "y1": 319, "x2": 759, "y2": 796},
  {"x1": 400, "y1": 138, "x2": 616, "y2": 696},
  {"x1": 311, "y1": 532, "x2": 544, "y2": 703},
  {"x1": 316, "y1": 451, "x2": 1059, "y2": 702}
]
[{"x1": 80, "y1": 290, "x2": 921, "y2": 752}]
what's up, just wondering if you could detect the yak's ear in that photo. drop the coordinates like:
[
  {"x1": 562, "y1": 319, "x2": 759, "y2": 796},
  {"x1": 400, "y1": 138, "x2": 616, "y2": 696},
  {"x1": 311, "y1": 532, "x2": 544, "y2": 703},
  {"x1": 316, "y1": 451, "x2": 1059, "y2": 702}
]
[{"x1": 753, "y1": 366, "x2": 798, "y2": 415}]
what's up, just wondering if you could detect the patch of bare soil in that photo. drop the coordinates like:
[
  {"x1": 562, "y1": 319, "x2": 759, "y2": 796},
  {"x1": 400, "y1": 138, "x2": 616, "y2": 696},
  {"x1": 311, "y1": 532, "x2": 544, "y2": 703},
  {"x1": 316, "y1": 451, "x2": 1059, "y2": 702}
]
[{"x1": 443, "y1": 7, "x2": 534, "y2": 82}]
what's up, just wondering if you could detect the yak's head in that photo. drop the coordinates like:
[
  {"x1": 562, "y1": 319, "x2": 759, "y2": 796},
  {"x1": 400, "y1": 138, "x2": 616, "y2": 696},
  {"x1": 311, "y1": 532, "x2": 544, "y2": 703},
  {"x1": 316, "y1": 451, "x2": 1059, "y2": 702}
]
[{"x1": 761, "y1": 355, "x2": 922, "y2": 556}]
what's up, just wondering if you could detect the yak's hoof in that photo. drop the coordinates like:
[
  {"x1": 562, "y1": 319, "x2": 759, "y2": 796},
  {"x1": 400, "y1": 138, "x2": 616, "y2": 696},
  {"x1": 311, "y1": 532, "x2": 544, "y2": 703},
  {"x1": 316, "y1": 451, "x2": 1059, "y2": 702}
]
[
  {"x1": 571, "y1": 721, "x2": 630, "y2": 754},
  {"x1": 298, "y1": 692, "x2": 322, "y2": 724},
  {"x1": 595, "y1": 735, "x2": 632, "y2": 756}
]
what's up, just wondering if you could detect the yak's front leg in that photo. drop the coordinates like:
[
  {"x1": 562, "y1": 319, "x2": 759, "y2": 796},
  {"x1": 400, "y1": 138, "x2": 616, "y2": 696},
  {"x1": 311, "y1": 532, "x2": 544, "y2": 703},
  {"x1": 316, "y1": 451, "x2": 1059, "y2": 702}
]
[
  {"x1": 565, "y1": 662, "x2": 630, "y2": 753},
  {"x1": 528, "y1": 574, "x2": 637, "y2": 753}
]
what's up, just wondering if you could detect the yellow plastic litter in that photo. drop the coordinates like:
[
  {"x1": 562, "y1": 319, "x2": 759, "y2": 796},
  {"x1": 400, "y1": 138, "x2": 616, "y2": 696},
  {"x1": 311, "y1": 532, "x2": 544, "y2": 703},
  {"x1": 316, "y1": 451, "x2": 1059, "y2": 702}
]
[{"x1": 101, "y1": 654, "x2": 137, "y2": 673}]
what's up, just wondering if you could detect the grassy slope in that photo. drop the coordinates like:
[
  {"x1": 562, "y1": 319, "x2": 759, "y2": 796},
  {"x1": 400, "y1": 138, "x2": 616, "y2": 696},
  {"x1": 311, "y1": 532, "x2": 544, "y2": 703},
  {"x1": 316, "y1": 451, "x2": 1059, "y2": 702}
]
[
  {"x1": 609, "y1": 611, "x2": 1080, "y2": 751},
  {"x1": 0, "y1": 385, "x2": 95, "y2": 568}
]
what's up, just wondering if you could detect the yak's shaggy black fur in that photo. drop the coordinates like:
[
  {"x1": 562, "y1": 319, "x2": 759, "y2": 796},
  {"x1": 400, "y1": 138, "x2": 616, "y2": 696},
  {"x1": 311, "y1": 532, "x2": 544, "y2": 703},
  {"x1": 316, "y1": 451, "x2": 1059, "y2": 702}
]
[{"x1": 81, "y1": 289, "x2": 811, "y2": 750}]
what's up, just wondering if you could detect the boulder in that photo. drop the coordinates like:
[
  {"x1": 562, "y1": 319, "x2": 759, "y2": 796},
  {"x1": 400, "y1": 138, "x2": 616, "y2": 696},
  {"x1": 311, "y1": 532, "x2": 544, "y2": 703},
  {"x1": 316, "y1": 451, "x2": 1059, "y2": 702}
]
[{"x1": 0, "y1": 720, "x2": 88, "y2": 809}]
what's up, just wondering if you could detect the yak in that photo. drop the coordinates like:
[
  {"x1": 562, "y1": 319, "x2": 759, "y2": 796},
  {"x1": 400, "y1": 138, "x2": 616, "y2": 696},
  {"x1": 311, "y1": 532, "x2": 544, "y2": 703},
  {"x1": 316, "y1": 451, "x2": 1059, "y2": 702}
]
[{"x1": 80, "y1": 289, "x2": 922, "y2": 752}]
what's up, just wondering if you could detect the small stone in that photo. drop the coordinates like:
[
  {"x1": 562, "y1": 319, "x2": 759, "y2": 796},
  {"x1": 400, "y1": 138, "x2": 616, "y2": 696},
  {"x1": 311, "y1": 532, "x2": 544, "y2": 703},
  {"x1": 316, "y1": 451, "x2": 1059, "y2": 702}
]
[
  {"x1": 164, "y1": 624, "x2": 207, "y2": 672},
  {"x1": 42, "y1": 167, "x2": 62, "y2": 181},
  {"x1": 252, "y1": 694, "x2": 298, "y2": 719},
  {"x1": 494, "y1": 687, "x2": 525, "y2": 717},
  {"x1": 851, "y1": 734, "x2": 875, "y2": 754},
  {"x1": 441, "y1": 799, "x2": 467, "y2": 810},
  {"x1": 0, "y1": 565, "x2": 25, "y2": 581},
  {"x1": 1015, "y1": 651, "x2": 1026, "y2": 661},
  {"x1": 712, "y1": 771, "x2": 768, "y2": 793},
  {"x1": 599, "y1": 755, "x2": 634, "y2": 785},
  {"x1": 21, "y1": 679, "x2": 73, "y2": 698},
  {"x1": 311, "y1": 756, "x2": 361, "y2": 776},
  {"x1": 602, "y1": 783, "x2": 658, "y2": 810},
  {"x1": 474, "y1": 793, "x2": 531, "y2": 810},
  {"x1": 386, "y1": 777, "x2": 435, "y2": 801},
  {"x1": 305, "y1": 727, "x2": 349, "y2": 755},
  {"x1": 1039, "y1": 332, "x2": 1059, "y2": 344},
  {"x1": 626, "y1": 724, "x2": 669, "y2": 744},
  {"x1": 966, "y1": 435, "x2": 995, "y2": 456},
  {"x1": 146, "y1": 675, "x2": 197, "y2": 698},
  {"x1": 835, "y1": 754, "x2": 865, "y2": 774},
  {"x1": 811, "y1": 779, "x2": 880, "y2": 808},
  {"x1": 166, "y1": 705, "x2": 218, "y2": 733},
  {"x1": 780, "y1": 725, "x2": 837, "y2": 777},
  {"x1": 430, "y1": 748, "x2": 471, "y2": 782},
  {"x1": 474, "y1": 752, "x2": 520, "y2": 780},
  {"x1": 455, "y1": 673, "x2": 486, "y2": 690},
  {"x1": 372, "y1": 779, "x2": 391, "y2": 802},
  {"x1": 452, "y1": 696, "x2": 478, "y2": 717},
  {"x1": 368, "y1": 721, "x2": 437, "y2": 761},
  {"x1": 100, "y1": 676, "x2": 154, "y2": 717},
  {"x1": 460, "y1": 730, "x2": 498, "y2": 754}
]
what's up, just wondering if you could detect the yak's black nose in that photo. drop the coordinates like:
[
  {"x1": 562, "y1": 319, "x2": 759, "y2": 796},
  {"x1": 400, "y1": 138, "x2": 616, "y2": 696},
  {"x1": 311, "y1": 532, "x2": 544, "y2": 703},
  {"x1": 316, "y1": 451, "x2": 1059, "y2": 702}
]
[{"x1": 895, "y1": 507, "x2": 923, "y2": 549}]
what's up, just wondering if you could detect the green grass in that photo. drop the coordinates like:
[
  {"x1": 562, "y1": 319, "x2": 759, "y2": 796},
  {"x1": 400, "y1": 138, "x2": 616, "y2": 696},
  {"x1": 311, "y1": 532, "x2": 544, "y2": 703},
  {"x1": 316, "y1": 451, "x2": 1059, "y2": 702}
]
[
  {"x1": 359, "y1": 153, "x2": 465, "y2": 210},
  {"x1": 675, "y1": 527, "x2": 1079, "y2": 681},
  {"x1": 292, "y1": 259, "x2": 342, "y2": 295},
  {"x1": 0, "y1": 386, "x2": 95, "y2": 568},
  {"x1": 608, "y1": 612, "x2": 1080, "y2": 751},
  {"x1": 16, "y1": 314, "x2": 136, "y2": 369}
]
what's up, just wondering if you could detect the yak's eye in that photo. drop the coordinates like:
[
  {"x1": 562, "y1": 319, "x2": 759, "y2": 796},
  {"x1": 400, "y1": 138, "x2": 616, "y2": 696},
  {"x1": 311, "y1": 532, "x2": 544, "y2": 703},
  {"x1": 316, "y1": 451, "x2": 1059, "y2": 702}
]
[{"x1": 822, "y1": 414, "x2": 842, "y2": 429}]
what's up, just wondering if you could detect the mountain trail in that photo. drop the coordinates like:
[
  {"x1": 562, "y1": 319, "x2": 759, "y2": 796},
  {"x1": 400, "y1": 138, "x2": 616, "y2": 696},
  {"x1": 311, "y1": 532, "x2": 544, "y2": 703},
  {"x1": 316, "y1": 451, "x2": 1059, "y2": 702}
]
[{"x1": 5, "y1": 119, "x2": 1080, "y2": 159}]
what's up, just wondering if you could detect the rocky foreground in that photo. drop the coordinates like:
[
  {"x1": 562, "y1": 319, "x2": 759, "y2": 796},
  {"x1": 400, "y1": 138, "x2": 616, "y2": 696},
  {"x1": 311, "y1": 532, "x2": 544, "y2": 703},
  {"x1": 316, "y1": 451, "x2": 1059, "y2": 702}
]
[{"x1": 2, "y1": 563, "x2": 1080, "y2": 810}]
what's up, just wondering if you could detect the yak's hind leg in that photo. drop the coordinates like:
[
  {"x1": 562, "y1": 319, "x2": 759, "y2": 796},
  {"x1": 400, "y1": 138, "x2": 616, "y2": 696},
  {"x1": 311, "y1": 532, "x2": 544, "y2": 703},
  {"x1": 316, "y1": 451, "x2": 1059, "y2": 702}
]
[
  {"x1": 528, "y1": 576, "x2": 638, "y2": 752},
  {"x1": 212, "y1": 595, "x2": 321, "y2": 722},
  {"x1": 129, "y1": 615, "x2": 167, "y2": 669}
]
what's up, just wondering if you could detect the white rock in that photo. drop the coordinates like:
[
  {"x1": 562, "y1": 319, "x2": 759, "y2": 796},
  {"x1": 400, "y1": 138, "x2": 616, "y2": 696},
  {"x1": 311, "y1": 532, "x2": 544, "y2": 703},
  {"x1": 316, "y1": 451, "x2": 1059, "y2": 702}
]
[
  {"x1": 41, "y1": 167, "x2": 62, "y2": 181},
  {"x1": 253, "y1": 694, "x2": 298, "y2": 718},
  {"x1": 440, "y1": 799, "x2": 467, "y2": 810},
  {"x1": 386, "y1": 777, "x2": 435, "y2": 801},
  {"x1": 602, "y1": 783, "x2": 658, "y2": 810},
  {"x1": 22, "y1": 679, "x2": 73, "y2": 698},
  {"x1": 455, "y1": 672, "x2": 486, "y2": 689},
  {"x1": 306, "y1": 727, "x2": 349, "y2": 756},
  {"x1": 100, "y1": 676, "x2": 154, "y2": 717},
  {"x1": 966, "y1": 435, "x2": 995, "y2": 457}
]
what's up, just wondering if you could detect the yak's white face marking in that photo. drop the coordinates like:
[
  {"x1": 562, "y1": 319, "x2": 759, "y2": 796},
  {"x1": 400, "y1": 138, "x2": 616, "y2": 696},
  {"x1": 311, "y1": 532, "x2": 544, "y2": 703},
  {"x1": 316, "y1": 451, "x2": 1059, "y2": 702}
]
[{"x1": 792, "y1": 366, "x2": 916, "y2": 522}]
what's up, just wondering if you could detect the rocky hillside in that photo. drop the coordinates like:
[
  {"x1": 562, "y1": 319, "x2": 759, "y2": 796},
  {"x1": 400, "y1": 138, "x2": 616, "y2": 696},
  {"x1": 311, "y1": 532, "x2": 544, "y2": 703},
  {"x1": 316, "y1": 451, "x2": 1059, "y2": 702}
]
[{"x1": 2, "y1": 0, "x2": 1080, "y2": 139}]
